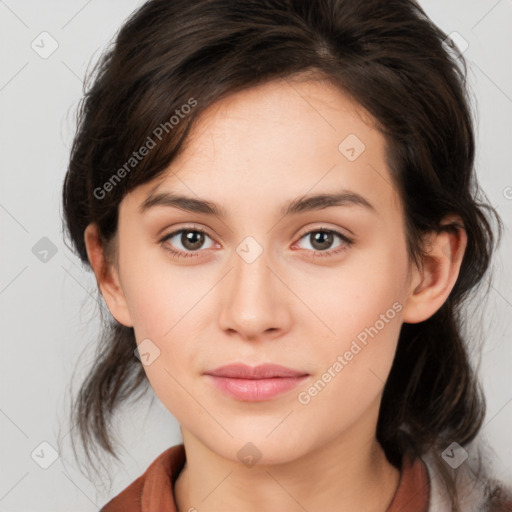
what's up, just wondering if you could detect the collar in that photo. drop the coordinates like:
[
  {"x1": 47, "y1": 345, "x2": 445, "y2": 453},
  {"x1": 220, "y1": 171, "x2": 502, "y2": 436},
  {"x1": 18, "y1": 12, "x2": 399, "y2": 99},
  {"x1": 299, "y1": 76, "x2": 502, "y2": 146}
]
[{"x1": 101, "y1": 443, "x2": 430, "y2": 512}]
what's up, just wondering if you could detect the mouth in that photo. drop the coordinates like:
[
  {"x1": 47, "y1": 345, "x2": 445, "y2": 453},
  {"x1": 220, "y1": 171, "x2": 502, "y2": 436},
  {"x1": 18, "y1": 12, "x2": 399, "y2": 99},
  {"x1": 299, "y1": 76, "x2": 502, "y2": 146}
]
[{"x1": 204, "y1": 363, "x2": 309, "y2": 401}]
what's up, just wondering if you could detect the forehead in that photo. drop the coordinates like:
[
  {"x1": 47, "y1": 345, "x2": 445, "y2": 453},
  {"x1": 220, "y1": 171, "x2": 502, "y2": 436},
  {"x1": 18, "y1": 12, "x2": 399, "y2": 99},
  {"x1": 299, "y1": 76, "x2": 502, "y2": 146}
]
[{"x1": 122, "y1": 77, "x2": 403, "y2": 222}]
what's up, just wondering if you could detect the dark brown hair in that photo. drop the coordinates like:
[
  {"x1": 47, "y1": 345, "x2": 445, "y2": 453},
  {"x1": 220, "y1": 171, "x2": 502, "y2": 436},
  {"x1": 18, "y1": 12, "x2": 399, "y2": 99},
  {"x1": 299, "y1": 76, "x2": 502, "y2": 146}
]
[{"x1": 61, "y1": 0, "x2": 510, "y2": 509}]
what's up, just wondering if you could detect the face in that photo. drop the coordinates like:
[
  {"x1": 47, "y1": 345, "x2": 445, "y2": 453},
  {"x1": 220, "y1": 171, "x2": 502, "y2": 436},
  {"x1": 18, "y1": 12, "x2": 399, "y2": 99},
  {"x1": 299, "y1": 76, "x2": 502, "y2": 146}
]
[{"x1": 101, "y1": 77, "x2": 418, "y2": 464}]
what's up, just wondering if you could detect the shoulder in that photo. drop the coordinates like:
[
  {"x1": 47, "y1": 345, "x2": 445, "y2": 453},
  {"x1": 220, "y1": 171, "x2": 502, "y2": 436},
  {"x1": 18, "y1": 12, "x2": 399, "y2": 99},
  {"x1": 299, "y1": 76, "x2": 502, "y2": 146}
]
[
  {"x1": 99, "y1": 474, "x2": 145, "y2": 512},
  {"x1": 484, "y1": 482, "x2": 512, "y2": 512},
  {"x1": 100, "y1": 444, "x2": 186, "y2": 512},
  {"x1": 421, "y1": 449, "x2": 512, "y2": 512}
]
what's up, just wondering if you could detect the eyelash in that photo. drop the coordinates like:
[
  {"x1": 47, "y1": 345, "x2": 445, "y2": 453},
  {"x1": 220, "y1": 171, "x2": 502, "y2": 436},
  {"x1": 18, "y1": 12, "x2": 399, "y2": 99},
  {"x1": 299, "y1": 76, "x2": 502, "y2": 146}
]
[{"x1": 159, "y1": 226, "x2": 354, "y2": 260}]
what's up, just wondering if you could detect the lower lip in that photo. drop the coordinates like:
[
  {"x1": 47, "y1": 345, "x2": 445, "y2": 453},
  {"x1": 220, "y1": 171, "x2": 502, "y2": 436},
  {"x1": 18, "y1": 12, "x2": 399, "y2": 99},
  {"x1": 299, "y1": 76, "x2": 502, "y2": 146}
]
[{"x1": 205, "y1": 375, "x2": 309, "y2": 401}]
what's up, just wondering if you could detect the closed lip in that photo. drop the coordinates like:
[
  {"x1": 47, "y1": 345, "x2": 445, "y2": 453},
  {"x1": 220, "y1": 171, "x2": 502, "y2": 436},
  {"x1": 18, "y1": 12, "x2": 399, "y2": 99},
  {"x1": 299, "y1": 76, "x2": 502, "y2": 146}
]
[{"x1": 204, "y1": 363, "x2": 308, "y2": 379}]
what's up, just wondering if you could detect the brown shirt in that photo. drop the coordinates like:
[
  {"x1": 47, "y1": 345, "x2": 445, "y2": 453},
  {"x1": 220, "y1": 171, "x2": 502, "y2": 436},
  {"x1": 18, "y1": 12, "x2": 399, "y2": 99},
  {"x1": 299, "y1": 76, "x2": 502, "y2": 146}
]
[{"x1": 100, "y1": 443, "x2": 430, "y2": 512}]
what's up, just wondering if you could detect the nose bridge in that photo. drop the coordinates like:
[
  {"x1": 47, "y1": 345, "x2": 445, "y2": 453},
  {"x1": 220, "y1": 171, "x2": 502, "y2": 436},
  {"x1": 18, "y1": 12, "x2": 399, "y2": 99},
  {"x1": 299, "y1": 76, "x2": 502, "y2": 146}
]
[
  {"x1": 218, "y1": 235, "x2": 288, "y2": 338},
  {"x1": 233, "y1": 240, "x2": 271, "y2": 296},
  {"x1": 230, "y1": 236, "x2": 275, "y2": 311}
]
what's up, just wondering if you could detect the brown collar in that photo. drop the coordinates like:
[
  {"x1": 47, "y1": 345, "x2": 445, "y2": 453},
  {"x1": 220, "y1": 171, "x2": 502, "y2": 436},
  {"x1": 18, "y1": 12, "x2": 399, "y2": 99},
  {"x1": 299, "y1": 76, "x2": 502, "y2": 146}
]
[{"x1": 101, "y1": 444, "x2": 430, "y2": 512}]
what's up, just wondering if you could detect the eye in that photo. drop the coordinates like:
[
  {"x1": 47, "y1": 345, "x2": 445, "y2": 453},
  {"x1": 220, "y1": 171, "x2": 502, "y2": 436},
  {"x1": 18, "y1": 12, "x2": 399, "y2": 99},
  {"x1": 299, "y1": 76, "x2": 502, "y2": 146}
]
[
  {"x1": 160, "y1": 227, "x2": 216, "y2": 259},
  {"x1": 159, "y1": 225, "x2": 354, "y2": 260},
  {"x1": 293, "y1": 227, "x2": 354, "y2": 257}
]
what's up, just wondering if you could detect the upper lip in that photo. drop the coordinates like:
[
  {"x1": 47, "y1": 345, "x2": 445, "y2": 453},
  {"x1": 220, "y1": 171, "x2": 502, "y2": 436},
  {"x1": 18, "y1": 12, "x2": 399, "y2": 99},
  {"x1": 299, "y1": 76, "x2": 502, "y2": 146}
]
[{"x1": 204, "y1": 363, "x2": 308, "y2": 379}]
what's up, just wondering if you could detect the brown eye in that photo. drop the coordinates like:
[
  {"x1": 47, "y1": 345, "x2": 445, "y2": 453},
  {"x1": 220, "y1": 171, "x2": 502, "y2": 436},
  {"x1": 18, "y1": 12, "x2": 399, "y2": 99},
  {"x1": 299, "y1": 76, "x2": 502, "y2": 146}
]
[
  {"x1": 295, "y1": 228, "x2": 354, "y2": 258},
  {"x1": 309, "y1": 231, "x2": 335, "y2": 251},
  {"x1": 180, "y1": 230, "x2": 206, "y2": 251},
  {"x1": 161, "y1": 228, "x2": 215, "y2": 258}
]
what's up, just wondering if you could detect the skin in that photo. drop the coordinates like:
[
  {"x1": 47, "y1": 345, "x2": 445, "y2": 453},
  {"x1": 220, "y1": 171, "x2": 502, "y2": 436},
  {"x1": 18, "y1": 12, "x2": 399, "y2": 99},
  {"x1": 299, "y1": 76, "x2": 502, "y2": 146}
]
[{"x1": 85, "y1": 76, "x2": 467, "y2": 512}]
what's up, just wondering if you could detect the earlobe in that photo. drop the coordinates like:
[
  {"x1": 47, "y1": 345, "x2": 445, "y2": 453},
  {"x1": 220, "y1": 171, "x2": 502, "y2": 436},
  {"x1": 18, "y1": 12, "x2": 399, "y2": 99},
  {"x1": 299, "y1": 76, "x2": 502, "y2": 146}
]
[
  {"x1": 402, "y1": 218, "x2": 467, "y2": 324},
  {"x1": 83, "y1": 223, "x2": 134, "y2": 327}
]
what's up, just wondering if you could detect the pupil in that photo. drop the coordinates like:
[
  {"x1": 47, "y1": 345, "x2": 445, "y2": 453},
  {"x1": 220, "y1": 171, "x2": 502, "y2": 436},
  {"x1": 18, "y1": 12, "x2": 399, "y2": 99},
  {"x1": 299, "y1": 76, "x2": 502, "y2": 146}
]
[
  {"x1": 313, "y1": 231, "x2": 332, "y2": 251},
  {"x1": 183, "y1": 231, "x2": 204, "y2": 250}
]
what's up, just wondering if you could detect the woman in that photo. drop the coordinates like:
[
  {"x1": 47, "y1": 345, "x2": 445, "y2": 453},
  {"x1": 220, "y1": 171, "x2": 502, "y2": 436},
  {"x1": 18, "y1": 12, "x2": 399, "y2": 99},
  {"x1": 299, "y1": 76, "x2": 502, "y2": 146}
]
[{"x1": 61, "y1": 0, "x2": 512, "y2": 510}]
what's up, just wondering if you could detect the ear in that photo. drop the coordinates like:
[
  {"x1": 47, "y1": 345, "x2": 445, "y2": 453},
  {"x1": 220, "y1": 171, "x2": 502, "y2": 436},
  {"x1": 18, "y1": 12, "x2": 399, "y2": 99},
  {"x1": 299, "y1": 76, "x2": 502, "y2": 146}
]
[
  {"x1": 84, "y1": 223, "x2": 134, "y2": 327},
  {"x1": 402, "y1": 215, "x2": 467, "y2": 324}
]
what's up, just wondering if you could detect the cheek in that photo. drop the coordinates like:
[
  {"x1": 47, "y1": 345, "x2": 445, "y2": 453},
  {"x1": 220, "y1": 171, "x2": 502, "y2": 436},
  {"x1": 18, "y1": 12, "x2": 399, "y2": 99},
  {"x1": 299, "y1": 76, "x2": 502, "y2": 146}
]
[
  {"x1": 141, "y1": 355, "x2": 195, "y2": 421},
  {"x1": 294, "y1": 248, "x2": 406, "y2": 399},
  {"x1": 294, "y1": 252, "x2": 406, "y2": 346},
  {"x1": 120, "y1": 245, "x2": 205, "y2": 339},
  {"x1": 294, "y1": 309, "x2": 402, "y2": 440}
]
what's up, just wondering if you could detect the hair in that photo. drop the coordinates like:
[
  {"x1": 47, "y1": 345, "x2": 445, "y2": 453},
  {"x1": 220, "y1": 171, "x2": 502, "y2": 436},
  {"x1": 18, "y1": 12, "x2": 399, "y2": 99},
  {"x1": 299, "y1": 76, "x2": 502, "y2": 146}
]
[{"x1": 61, "y1": 0, "x2": 511, "y2": 509}]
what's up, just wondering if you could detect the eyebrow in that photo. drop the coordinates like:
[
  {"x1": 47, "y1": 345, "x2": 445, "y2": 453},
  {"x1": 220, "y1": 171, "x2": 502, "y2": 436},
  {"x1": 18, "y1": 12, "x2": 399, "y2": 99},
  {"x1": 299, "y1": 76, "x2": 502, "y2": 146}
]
[{"x1": 139, "y1": 189, "x2": 376, "y2": 217}]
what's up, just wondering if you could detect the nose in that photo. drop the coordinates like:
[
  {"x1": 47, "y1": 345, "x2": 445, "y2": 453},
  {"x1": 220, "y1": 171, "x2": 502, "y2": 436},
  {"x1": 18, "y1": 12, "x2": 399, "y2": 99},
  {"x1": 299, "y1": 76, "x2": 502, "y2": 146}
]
[{"x1": 217, "y1": 245, "x2": 292, "y2": 342}]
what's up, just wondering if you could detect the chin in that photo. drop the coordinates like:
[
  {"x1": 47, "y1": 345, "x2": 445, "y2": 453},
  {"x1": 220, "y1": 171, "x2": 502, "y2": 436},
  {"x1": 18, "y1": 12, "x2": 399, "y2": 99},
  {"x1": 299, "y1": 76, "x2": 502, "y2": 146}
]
[{"x1": 201, "y1": 429, "x2": 315, "y2": 467}]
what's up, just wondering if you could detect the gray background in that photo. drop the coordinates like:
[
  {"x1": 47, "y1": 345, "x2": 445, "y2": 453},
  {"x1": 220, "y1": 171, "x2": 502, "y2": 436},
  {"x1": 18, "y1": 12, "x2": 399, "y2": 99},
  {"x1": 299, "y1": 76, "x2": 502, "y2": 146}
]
[{"x1": 0, "y1": 0, "x2": 511, "y2": 510}]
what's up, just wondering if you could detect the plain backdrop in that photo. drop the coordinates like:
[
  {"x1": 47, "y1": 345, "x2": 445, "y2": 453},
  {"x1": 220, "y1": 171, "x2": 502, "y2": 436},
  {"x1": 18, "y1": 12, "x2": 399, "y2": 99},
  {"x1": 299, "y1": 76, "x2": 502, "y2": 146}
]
[{"x1": 1, "y1": 0, "x2": 511, "y2": 510}]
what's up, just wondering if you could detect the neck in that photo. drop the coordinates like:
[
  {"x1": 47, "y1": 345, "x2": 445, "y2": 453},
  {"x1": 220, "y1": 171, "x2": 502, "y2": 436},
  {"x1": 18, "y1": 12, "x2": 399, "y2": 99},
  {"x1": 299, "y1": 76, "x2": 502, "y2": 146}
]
[{"x1": 174, "y1": 417, "x2": 400, "y2": 512}]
